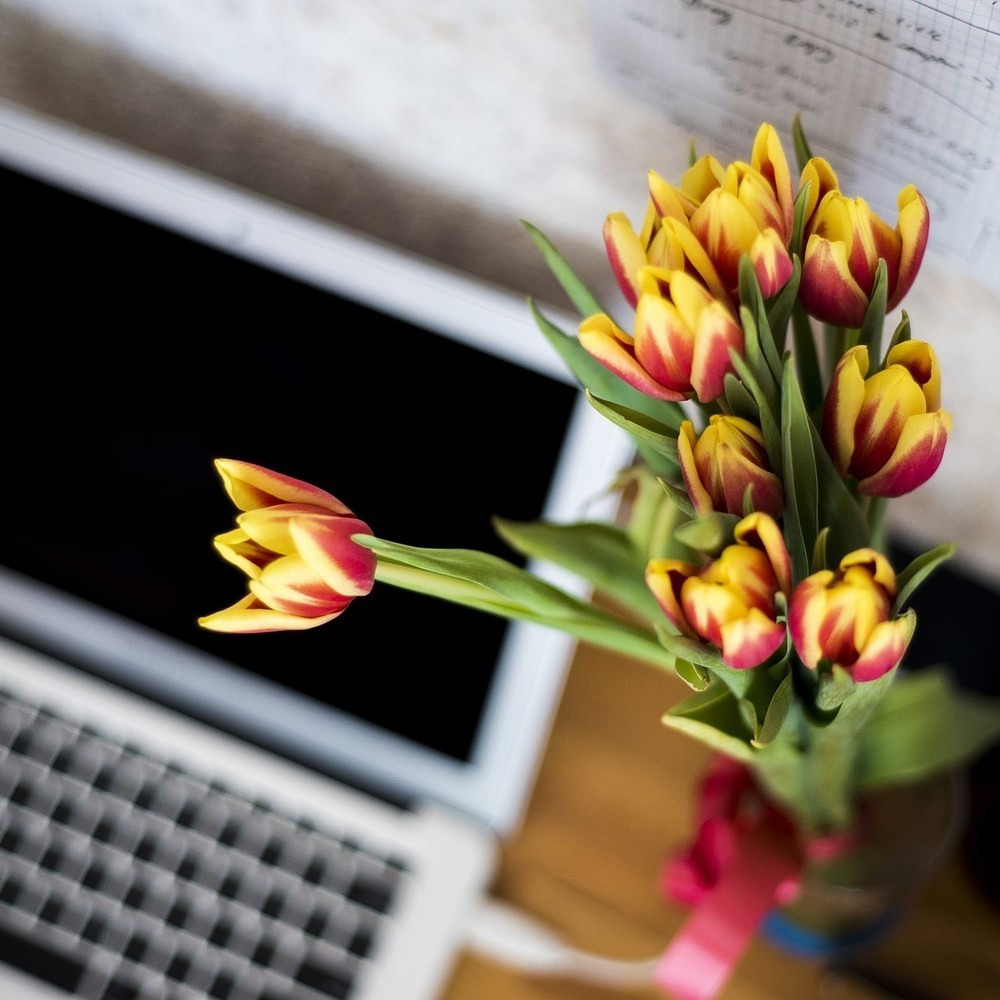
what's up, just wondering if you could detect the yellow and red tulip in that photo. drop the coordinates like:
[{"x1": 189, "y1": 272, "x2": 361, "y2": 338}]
[
  {"x1": 646, "y1": 512, "x2": 792, "y2": 670},
  {"x1": 677, "y1": 415, "x2": 785, "y2": 519},
  {"x1": 799, "y1": 184, "x2": 930, "y2": 327},
  {"x1": 198, "y1": 459, "x2": 377, "y2": 633},
  {"x1": 822, "y1": 341, "x2": 952, "y2": 497},
  {"x1": 579, "y1": 270, "x2": 744, "y2": 404},
  {"x1": 789, "y1": 548, "x2": 914, "y2": 682},
  {"x1": 689, "y1": 161, "x2": 795, "y2": 299}
]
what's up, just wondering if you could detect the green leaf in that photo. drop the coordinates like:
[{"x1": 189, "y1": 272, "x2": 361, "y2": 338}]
[
  {"x1": 730, "y1": 344, "x2": 781, "y2": 474},
  {"x1": 584, "y1": 391, "x2": 681, "y2": 471},
  {"x1": 750, "y1": 669, "x2": 795, "y2": 748},
  {"x1": 790, "y1": 301, "x2": 824, "y2": 414},
  {"x1": 358, "y1": 535, "x2": 677, "y2": 670},
  {"x1": 857, "y1": 667, "x2": 1000, "y2": 790},
  {"x1": 674, "y1": 656, "x2": 712, "y2": 692},
  {"x1": 857, "y1": 259, "x2": 888, "y2": 362},
  {"x1": 895, "y1": 542, "x2": 957, "y2": 612},
  {"x1": 673, "y1": 512, "x2": 739, "y2": 556},
  {"x1": 492, "y1": 517, "x2": 662, "y2": 623},
  {"x1": 780, "y1": 356, "x2": 820, "y2": 580},
  {"x1": 816, "y1": 665, "x2": 855, "y2": 712},
  {"x1": 885, "y1": 310, "x2": 912, "y2": 357},
  {"x1": 522, "y1": 220, "x2": 605, "y2": 318},
  {"x1": 663, "y1": 683, "x2": 755, "y2": 762},
  {"x1": 810, "y1": 421, "x2": 872, "y2": 562},
  {"x1": 764, "y1": 255, "x2": 801, "y2": 355},
  {"x1": 738, "y1": 257, "x2": 784, "y2": 385},
  {"x1": 792, "y1": 113, "x2": 813, "y2": 171}
]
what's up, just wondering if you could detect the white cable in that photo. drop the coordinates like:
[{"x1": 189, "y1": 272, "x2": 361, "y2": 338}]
[{"x1": 466, "y1": 896, "x2": 661, "y2": 988}]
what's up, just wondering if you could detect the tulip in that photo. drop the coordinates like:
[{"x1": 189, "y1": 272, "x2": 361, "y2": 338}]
[
  {"x1": 604, "y1": 124, "x2": 794, "y2": 308},
  {"x1": 579, "y1": 270, "x2": 744, "y2": 404},
  {"x1": 646, "y1": 512, "x2": 792, "y2": 670},
  {"x1": 199, "y1": 459, "x2": 377, "y2": 633},
  {"x1": 822, "y1": 341, "x2": 952, "y2": 497},
  {"x1": 799, "y1": 184, "x2": 930, "y2": 327},
  {"x1": 789, "y1": 548, "x2": 914, "y2": 682},
  {"x1": 677, "y1": 415, "x2": 785, "y2": 519},
  {"x1": 689, "y1": 162, "x2": 795, "y2": 299},
  {"x1": 603, "y1": 203, "x2": 726, "y2": 310}
]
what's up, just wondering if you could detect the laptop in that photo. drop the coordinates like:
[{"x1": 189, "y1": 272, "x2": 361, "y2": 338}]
[{"x1": 0, "y1": 101, "x2": 631, "y2": 1000}]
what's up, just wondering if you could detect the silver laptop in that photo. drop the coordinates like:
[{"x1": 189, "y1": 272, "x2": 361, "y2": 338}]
[{"x1": 0, "y1": 101, "x2": 630, "y2": 1000}]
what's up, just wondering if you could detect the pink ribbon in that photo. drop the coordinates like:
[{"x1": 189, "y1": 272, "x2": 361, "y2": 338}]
[{"x1": 653, "y1": 757, "x2": 856, "y2": 1000}]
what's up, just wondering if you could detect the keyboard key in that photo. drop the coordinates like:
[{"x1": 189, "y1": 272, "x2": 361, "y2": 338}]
[{"x1": 0, "y1": 919, "x2": 87, "y2": 992}]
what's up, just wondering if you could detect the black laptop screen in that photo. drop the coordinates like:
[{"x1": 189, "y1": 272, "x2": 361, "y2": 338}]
[{"x1": 1, "y1": 162, "x2": 577, "y2": 766}]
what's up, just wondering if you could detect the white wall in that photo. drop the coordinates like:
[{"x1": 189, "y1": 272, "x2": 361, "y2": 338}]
[{"x1": 3, "y1": 0, "x2": 998, "y2": 585}]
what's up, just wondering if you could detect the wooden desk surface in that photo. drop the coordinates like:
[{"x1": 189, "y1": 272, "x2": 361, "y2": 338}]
[{"x1": 443, "y1": 643, "x2": 1000, "y2": 1000}]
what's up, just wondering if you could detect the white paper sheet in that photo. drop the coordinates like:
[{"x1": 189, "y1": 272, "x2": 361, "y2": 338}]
[{"x1": 589, "y1": 0, "x2": 999, "y2": 290}]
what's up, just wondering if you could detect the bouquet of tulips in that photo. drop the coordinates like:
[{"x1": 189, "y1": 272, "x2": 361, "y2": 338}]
[{"x1": 199, "y1": 119, "x2": 1000, "y2": 849}]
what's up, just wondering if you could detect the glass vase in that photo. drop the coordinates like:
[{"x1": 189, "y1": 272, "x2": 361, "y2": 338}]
[{"x1": 761, "y1": 769, "x2": 967, "y2": 959}]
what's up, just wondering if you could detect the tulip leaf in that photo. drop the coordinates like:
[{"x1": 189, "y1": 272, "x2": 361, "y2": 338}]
[
  {"x1": 673, "y1": 512, "x2": 739, "y2": 556},
  {"x1": 857, "y1": 259, "x2": 888, "y2": 361},
  {"x1": 750, "y1": 670, "x2": 795, "y2": 748},
  {"x1": 780, "y1": 356, "x2": 820, "y2": 580},
  {"x1": 810, "y1": 421, "x2": 872, "y2": 562},
  {"x1": 789, "y1": 182, "x2": 812, "y2": 262},
  {"x1": 729, "y1": 345, "x2": 781, "y2": 473},
  {"x1": 673, "y1": 656, "x2": 712, "y2": 692},
  {"x1": 656, "y1": 475, "x2": 696, "y2": 521},
  {"x1": 885, "y1": 310, "x2": 912, "y2": 357},
  {"x1": 738, "y1": 255, "x2": 784, "y2": 382},
  {"x1": 856, "y1": 666, "x2": 1000, "y2": 790},
  {"x1": 491, "y1": 516, "x2": 662, "y2": 624},
  {"x1": 764, "y1": 255, "x2": 802, "y2": 354},
  {"x1": 894, "y1": 542, "x2": 957, "y2": 613},
  {"x1": 816, "y1": 664, "x2": 855, "y2": 712},
  {"x1": 650, "y1": 629, "x2": 758, "y2": 699},
  {"x1": 526, "y1": 299, "x2": 678, "y2": 477},
  {"x1": 522, "y1": 220, "x2": 605, "y2": 319},
  {"x1": 790, "y1": 301, "x2": 824, "y2": 414},
  {"x1": 359, "y1": 535, "x2": 677, "y2": 670},
  {"x1": 584, "y1": 391, "x2": 682, "y2": 472},
  {"x1": 663, "y1": 683, "x2": 755, "y2": 762},
  {"x1": 792, "y1": 113, "x2": 813, "y2": 172},
  {"x1": 722, "y1": 370, "x2": 758, "y2": 422}
]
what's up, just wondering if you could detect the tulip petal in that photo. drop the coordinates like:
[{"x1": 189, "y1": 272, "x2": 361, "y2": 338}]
[
  {"x1": 800, "y1": 234, "x2": 869, "y2": 327},
  {"x1": 215, "y1": 458, "x2": 353, "y2": 515},
  {"x1": 850, "y1": 615, "x2": 914, "y2": 682},
  {"x1": 822, "y1": 346, "x2": 868, "y2": 475},
  {"x1": 634, "y1": 293, "x2": 696, "y2": 395},
  {"x1": 677, "y1": 421, "x2": 715, "y2": 518},
  {"x1": 887, "y1": 185, "x2": 930, "y2": 311},
  {"x1": 579, "y1": 312, "x2": 688, "y2": 401},
  {"x1": 858, "y1": 410, "x2": 953, "y2": 498},
  {"x1": 251, "y1": 553, "x2": 357, "y2": 615},
  {"x1": 788, "y1": 571, "x2": 835, "y2": 669},
  {"x1": 719, "y1": 608, "x2": 786, "y2": 670},
  {"x1": 646, "y1": 558, "x2": 700, "y2": 638},
  {"x1": 603, "y1": 211, "x2": 647, "y2": 308},
  {"x1": 734, "y1": 513, "x2": 793, "y2": 595},
  {"x1": 198, "y1": 593, "x2": 341, "y2": 633},
  {"x1": 291, "y1": 514, "x2": 377, "y2": 596},
  {"x1": 850, "y1": 367, "x2": 927, "y2": 478}
]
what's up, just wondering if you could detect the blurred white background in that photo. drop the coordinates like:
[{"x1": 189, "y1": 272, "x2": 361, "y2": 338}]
[{"x1": 2, "y1": 0, "x2": 997, "y2": 584}]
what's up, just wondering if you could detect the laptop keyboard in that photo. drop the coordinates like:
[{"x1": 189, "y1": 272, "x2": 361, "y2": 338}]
[{"x1": 0, "y1": 684, "x2": 411, "y2": 1000}]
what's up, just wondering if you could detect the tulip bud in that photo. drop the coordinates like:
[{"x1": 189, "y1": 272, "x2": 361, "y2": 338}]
[
  {"x1": 646, "y1": 512, "x2": 791, "y2": 670},
  {"x1": 677, "y1": 416, "x2": 785, "y2": 519},
  {"x1": 799, "y1": 184, "x2": 930, "y2": 327},
  {"x1": 789, "y1": 548, "x2": 914, "y2": 682},
  {"x1": 822, "y1": 342, "x2": 952, "y2": 497},
  {"x1": 579, "y1": 270, "x2": 744, "y2": 404},
  {"x1": 199, "y1": 459, "x2": 376, "y2": 633}
]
